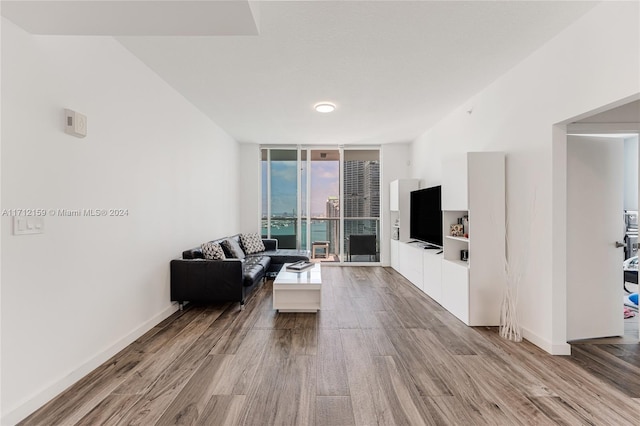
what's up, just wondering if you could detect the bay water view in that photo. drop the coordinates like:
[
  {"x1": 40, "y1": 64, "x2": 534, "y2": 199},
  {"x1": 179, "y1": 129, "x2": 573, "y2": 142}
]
[{"x1": 263, "y1": 219, "x2": 333, "y2": 243}]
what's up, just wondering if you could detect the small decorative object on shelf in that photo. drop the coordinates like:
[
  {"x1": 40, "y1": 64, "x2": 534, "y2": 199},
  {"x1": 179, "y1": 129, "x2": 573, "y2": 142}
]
[
  {"x1": 460, "y1": 250, "x2": 469, "y2": 261},
  {"x1": 462, "y1": 215, "x2": 469, "y2": 235},
  {"x1": 450, "y1": 223, "x2": 464, "y2": 237}
]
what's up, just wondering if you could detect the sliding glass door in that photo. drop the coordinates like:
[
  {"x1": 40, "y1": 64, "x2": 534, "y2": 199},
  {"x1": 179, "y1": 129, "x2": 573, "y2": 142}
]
[
  {"x1": 261, "y1": 146, "x2": 379, "y2": 263},
  {"x1": 309, "y1": 149, "x2": 340, "y2": 260},
  {"x1": 343, "y1": 149, "x2": 380, "y2": 263},
  {"x1": 261, "y1": 149, "x2": 298, "y2": 249}
]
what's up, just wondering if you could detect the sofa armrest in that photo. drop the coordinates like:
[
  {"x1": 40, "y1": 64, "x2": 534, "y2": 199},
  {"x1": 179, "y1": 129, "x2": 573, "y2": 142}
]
[
  {"x1": 262, "y1": 238, "x2": 278, "y2": 251},
  {"x1": 170, "y1": 259, "x2": 243, "y2": 303}
]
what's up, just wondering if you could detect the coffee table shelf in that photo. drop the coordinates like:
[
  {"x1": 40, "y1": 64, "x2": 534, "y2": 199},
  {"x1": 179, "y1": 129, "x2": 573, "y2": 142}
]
[{"x1": 273, "y1": 263, "x2": 322, "y2": 312}]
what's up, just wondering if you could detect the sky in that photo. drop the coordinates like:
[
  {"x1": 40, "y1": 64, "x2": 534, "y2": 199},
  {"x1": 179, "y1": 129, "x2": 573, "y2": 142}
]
[{"x1": 263, "y1": 160, "x2": 339, "y2": 217}]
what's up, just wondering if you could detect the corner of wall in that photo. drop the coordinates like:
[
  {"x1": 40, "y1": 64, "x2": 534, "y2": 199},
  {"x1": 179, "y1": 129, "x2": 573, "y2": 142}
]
[{"x1": 522, "y1": 327, "x2": 571, "y2": 356}]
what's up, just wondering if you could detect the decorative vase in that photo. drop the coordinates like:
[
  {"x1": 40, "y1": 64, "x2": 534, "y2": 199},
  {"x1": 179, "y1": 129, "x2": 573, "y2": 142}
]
[{"x1": 499, "y1": 285, "x2": 522, "y2": 342}]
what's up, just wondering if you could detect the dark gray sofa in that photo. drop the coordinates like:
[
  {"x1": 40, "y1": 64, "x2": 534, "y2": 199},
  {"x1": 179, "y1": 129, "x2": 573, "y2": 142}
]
[{"x1": 170, "y1": 235, "x2": 309, "y2": 310}]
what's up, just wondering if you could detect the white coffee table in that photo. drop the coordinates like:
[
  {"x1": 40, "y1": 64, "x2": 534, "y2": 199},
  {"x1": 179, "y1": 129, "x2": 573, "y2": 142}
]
[{"x1": 273, "y1": 263, "x2": 322, "y2": 312}]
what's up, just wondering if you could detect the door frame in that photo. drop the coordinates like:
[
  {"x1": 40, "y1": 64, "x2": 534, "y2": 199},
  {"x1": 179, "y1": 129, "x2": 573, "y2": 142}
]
[{"x1": 552, "y1": 96, "x2": 640, "y2": 353}]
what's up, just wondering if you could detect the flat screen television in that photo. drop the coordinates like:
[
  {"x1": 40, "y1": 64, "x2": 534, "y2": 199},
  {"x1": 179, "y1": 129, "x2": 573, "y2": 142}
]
[{"x1": 410, "y1": 185, "x2": 443, "y2": 247}]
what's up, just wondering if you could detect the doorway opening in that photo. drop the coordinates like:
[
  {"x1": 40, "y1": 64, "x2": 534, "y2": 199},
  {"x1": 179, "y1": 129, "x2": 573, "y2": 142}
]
[{"x1": 563, "y1": 99, "x2": 640, "y2": 345}]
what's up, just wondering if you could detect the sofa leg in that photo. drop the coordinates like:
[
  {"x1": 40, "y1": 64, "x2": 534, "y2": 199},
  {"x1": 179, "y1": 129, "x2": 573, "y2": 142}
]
[
  {"x1": 240, "y1": 300, "x2": 245, "y2": 311},
  {"x1": 178, "y1": 302, "x2": 184, "y2": 311}
]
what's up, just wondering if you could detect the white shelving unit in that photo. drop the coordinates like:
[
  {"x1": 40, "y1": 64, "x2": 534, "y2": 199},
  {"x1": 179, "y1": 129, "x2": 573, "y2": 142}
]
[{"x1": 441, "y1": 152, "x2": 505, "y2": 326}]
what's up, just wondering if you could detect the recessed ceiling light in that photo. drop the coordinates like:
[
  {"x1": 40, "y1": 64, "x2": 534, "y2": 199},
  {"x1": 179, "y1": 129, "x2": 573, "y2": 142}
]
[{"x1": 314, "y1": 102, "x2": 336, "y2": 113}]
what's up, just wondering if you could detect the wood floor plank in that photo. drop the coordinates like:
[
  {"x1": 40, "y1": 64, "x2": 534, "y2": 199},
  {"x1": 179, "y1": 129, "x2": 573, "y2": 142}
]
[
  {"x1": 209, "y1": 328, "x2": 272, "y2": 395},
  {"x1": 458, "y1": 355, "x2": 556, "y2": 425},
  {"x1": 340, "y1": 328, "x2": 396, "y2": 425},
  {"x1": 292, "y1": 327, "x2": 318, "y2": 355},
  {"x1": 372, "y1": 355, "x2": 429, "y2": 426},
  {"x1": 373, "y1": 309, "x2": 404, "y2": 329},
  {"x1": 316, "y1": 396, "x2": 355, "y2": 426},
  {"x1": 19, "y1": 267, "x2": 640, "y2": 426},
  {"x1": 198, "y1": 395, "x2": 246, "y2": 426},
  {"x1": 569, "y1": 343, "x2": 640, "y2": 397},
  {"x1": 240, "y1": 330, "x2": 316, "y2": 426},
  {"x1": 110, "y1": 306, "x2": 230, "y2": 425},
  {"x1": 476, "y1": 327, "x2": 639, "y2": 425},
  {"x1": 208, "y1": 326, "x2": 251, "y2": 355},
  {"x1": 525, "y1": 395, "x2": 598, "y2": 426},
  {"x1": 139, "y1": 305, "x2": 209, "y2": 354},
  {"x1": 332, "y1": 293, "x2": 361, "y2": 329},
  {"x1": 112, "y1": 306, "x2": 222, "y2": 396},
  {"x1": 385, "y1": 328, "x2": 453, "y2": 397},
  {"x1": 316, "y1": 329, "x2": 350, "y2": 396},
  {"x1": 362, "y1": 328, "x2": 397, "y2": 356},
  {"x1": 154, "y1": 354, "x2": 228, "y2": 426},
  {"x1": 339, "y1": 328, "x2": 381, "y2": 425},
  {"x1": 75, "y1": 394, "x2": 141, "y2": 426},
  {"x1": 20, "y1": 349, "x2": 144, "y2": 426},
  {"x1": 427, "y1": 395, "x2": 489, "y2": 426},
  {"x1": 317, "y1": 308, "x2": 340, "y2": 329}
]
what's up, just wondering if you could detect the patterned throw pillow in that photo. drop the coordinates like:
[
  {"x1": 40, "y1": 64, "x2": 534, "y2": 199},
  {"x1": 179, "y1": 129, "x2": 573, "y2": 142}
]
[
  {"x1": 240, "y1": 233, "x2": 266, "y2": 255},
  {"x1": 222, "y1": 238, "x2": 246, "y2": 260},
  {"x1": 201, "y1": 242, "x2": 226, "y2": 260}
]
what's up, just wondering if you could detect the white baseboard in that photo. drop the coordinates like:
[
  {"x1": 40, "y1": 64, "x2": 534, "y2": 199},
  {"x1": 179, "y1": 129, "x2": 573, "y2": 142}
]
[
  {"x1": 1, "y1": 303, "x2": 179, "y2": 426},
  {"x1": 522, "y1": 327, "x2": 571, "y2": 356}
]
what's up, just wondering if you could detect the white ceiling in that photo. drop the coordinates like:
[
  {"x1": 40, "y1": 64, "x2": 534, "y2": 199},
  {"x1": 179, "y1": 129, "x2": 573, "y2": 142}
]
[
  {"x1": 3, "y1": 1, "x2": 600, "y2": 145},
  {"x1": 1, "y1": 0, "x2": 260, "y2": 35}
]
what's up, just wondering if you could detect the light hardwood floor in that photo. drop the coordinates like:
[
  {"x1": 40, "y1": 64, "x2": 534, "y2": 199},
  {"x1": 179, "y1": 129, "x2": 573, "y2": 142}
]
[{"x1": 20, "y1": 267, "x2": 639, "y2": 425}]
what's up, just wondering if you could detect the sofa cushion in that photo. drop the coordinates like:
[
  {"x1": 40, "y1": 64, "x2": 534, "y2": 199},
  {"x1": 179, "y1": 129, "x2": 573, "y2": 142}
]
[
  {"x1": 261, "y1": 249, "x2": 310, "y2": 265},
  {"x1": 262, "y1": 238, "x2": 278, "y2": 251},
  {"x1": 222, "y1": 238, "x2": 246, "y2": 260},
  {"x1": 240, "y1": 233, "x2": 266, "y2": 255},
  {"x1": 201, "y1": 242, "x2": 226, "y2": 260},
  {"x1": 242, "y1": 256, "x2": 269, "y2": 287},
  {"x1": 262, "y1": 249, "x2": 310, "y2": 274},
  {"x1": 182, "y1": 247, "x2": 204, "y2": 259}
]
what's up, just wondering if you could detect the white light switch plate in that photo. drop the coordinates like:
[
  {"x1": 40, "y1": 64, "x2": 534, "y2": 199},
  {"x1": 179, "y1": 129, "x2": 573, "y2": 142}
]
[
  {"x1": 65, "y1": 109, "x2": 87, "y2": 138},
  {"x1": 13, "y1": 217, "x2": 44, "y2": 235}
]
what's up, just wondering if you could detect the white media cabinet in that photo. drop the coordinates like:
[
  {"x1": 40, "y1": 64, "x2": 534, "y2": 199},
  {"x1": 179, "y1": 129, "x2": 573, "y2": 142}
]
[{"x1": 390, "y1": 152, "x2": 505, "y2": 326}]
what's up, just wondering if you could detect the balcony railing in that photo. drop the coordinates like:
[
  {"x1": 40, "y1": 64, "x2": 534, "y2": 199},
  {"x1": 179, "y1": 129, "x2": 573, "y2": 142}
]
[{"x1": 262, "y1": 217, "x2": 380, "y2": 262}]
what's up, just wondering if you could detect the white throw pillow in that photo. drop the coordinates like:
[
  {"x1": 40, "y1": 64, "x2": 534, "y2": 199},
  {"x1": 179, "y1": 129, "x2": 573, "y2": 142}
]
[
  {"x1": 201, "y1": 242, "x2": 226, "y2": 260},
  {"x1": 240, "y1": 233, "x2": 266, "y2": 255}
]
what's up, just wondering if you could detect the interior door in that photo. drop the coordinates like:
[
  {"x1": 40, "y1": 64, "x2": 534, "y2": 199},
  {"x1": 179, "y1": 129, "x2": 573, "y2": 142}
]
[{"x1": 567, "y1": 135, "x2": 625, "y2": 341}]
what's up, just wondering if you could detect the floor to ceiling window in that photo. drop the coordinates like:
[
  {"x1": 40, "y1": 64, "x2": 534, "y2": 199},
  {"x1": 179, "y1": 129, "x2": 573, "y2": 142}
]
[
  {"x1": 309, "y1": 149, "x2": 340, "y2": 260},
  {"x1": 343, "y1": 149, "x2": 380, "y2": 262},
  {"x1": 261, "y1": 149, "x2": 298, "y2": 249},
  {"x1": 261, "y1": 146, "x2": 380, "y2": 263}
]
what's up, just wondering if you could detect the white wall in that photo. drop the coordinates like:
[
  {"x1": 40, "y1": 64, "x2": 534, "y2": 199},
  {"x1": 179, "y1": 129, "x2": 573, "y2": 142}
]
[
  {"x1": 0, "y1": 10, "x2": 4, "y2": 423},
  {"x1": 238, "y1": 143, "x2": 261, "y2": 234},
  {"x1": 624, "y1": 137, "x2": 639, "y2": 211},
  {"x1": 1, "y1": 19, "x2": 240, "y2": 424},
  {"x1": 410, "y1": 1, "x2": 639, "y2": 354}
]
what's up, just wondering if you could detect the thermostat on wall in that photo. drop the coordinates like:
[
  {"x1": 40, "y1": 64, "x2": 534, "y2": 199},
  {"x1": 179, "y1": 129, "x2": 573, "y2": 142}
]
[{"x1": 65, "y1": 109, "x2": 87, "y2": 138}]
